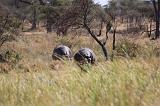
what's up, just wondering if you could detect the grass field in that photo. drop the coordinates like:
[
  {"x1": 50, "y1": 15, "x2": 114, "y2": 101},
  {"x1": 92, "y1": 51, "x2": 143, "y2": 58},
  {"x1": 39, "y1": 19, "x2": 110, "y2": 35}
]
[{"x1": 0, "y1": 31, "x2": 159, "y2": 106}]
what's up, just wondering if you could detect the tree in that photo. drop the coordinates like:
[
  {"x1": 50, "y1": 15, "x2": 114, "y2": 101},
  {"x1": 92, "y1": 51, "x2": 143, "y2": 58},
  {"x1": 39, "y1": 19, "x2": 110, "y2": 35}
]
[
  {"x1": 39, "y1": 0, "x2": 72, "y2": 33},
  {"x1": 0, "y1": 15, "x2": 21, "y2": 48},
  {"x1": 16, "y1": 0, "x2": 52, "y2": 30},
  {"x1": 58, "y1": 0, "x2": 112, "y2": 60},
  {"x1": 151, "y1": 0, "x2": 160, "y2": 39},
  {"x1": 16, "y1": 0, "x2": 72, "y2": 32},
  {"x1": 106, "y1": 0, "x2": 155, "y2": 37}
]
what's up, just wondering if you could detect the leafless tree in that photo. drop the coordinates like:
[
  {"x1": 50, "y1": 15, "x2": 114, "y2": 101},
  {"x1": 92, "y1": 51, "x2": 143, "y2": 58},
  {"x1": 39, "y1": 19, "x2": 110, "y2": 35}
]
[{"x1": 58, "y1": 0, "x2": 112, "y2": 60}]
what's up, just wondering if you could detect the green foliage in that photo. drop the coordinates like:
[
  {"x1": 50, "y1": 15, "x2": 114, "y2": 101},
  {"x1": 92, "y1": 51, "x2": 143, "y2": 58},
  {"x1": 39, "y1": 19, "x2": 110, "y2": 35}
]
[
  {"x1": 106, "y1": 0, "x2": 154, "y2": 18},
  {"x1": 57, "y1": 37, "x2": 73, "y2": 47},
  {"x1": 0, "y1": 49, "x2": 22, "y2": 73},
  {"x1": 4, "y1": 50, "x2": 22, "y2": 64},
  {"x1": 115, "y1": 39, "x2": 141, "y2": 58},
  {"x1": 50, "y1": 0, "x2": 72, "y2": 6},
  {"x1": 0, "y1": 16, "x2": 21, "y2": 48}
]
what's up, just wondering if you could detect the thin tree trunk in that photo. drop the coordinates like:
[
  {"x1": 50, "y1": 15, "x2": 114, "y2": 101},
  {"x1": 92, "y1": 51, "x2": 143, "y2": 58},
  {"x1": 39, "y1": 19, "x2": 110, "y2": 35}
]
[
  {"x1": 84, "y1": 23, "x2": 108, "y2": 60},
  {"x1": 156, "y1": 0, "x2": 160, "y2": 38},
  {"x1": 149, "y1": 19, "x2": 152, "y2": 37},
  {"x1": 111, "y1": 27, "x2": 116, "y2": 61},
  {"x1": 155, "y1": 13, "x2": 159, "y2": 39},
  {"x1": 46, "y1": 17, "x2": 52, "y2": 33},
  {"x1": 152, "y1": 0, "x2": 160, "y2": 39},
  {"x1": 15, "y1": 0, "x2": 19, "y2": 8},
  {"x1": 31, "y1": 7, "x2": 37, "y2": 30},
  {"x1": 127, "y1": 18, "x2": 129, "y2": 32},
  {"x1": 112, "y1": 28, "x2": 116, "y2": 51},
  {"x1": 46, "y1": 8, "x2": 52, "y2": 33},
  {"x1": 97, "y1": 21, "x2": 103, "y2": 36}
]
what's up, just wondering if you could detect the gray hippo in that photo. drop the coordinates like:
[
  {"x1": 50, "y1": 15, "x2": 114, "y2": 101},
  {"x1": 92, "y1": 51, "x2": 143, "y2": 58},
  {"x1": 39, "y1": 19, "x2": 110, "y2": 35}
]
[
  {"x1": 52, "y1": 45, "x2": 72, "y2": 60},
  {"x1": 74, "y1": 48, "x2": 96, "y2": 64}
]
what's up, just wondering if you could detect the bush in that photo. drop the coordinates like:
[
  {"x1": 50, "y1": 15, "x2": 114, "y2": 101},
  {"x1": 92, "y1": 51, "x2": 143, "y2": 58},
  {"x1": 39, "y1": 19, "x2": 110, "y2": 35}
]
[
  {"x1": 58, "y1": 37, "x2": 72, "y2": 47},
  {"x1": 115, "y1": 39, "x2": 141, "y2": 58},
  {"x1": 153, "y1": 47, "x2": 160, "y2": 57},
  {"x1": 4, "y1": 50, "x2": 22, "y2": 64},
  {"x1": 0, "y1": 50, "x2": 22, "y2": 73},
  {"x1": 0, "y1": 16, "x2": 21, "y2": 48}
]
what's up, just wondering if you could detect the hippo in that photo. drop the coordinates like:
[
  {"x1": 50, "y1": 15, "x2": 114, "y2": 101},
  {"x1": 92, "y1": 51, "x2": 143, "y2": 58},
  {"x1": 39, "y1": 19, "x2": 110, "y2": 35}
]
[
  {"x1": 52, "y1": 45, "x2": 72, "y2": 60},
  {"x1": 74, "y1": 48, "x2": 96, "y2": 64}
]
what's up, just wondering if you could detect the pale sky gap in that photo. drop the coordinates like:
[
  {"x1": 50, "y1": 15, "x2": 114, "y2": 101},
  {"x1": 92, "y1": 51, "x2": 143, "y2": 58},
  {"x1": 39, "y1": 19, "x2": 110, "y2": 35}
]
[{"x1": 94, "y1": 0, "x2": 108, "y2": 6}]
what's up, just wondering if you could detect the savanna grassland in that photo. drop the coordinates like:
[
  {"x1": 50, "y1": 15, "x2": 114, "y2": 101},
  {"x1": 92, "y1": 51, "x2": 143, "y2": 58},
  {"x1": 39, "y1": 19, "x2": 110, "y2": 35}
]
[{"x1": 0, "y1": 29, "x2": 159, "y2": 106}]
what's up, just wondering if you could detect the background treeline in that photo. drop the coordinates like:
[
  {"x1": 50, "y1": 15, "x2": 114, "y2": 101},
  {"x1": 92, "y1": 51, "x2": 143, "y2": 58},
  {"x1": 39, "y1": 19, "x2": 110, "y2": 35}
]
[
  {"x1": 0, "y1": 0, "x2": 158, "y2": 37},
  {"x1": 0, "y1": 0, "x2": 159, "y2": 59}
]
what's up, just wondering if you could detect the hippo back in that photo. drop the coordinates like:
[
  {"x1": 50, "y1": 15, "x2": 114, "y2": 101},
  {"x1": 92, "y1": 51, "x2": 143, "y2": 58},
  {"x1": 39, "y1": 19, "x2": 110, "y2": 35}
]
[
  {"x1": 74, "y1": 48, "x2": 95, "y2": 64},
  {"x1": 52, "y1": 45, "x2": 72, "y2": 60}
]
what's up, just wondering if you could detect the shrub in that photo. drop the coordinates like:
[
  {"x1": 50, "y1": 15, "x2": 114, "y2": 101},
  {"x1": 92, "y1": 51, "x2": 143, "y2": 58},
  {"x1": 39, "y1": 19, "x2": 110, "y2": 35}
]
[
  {"x1": 115, "y1": 39, "x2": 141, "y2": 58},
  {"x1": 58, "y1": 37, "x2": 73, "y2": 48},
  {"x1": 0, "y1": 50, "x2": 22, "y2": 73},
  {"x1": 153, "y1": 47, "x2": 160, "y2": 57},
  {"x1": 0, "y1": 15, "x2": 21, "y2": 48},
  {"x1": 4, "y1": 50, "x2": 22, "y2": 64}
]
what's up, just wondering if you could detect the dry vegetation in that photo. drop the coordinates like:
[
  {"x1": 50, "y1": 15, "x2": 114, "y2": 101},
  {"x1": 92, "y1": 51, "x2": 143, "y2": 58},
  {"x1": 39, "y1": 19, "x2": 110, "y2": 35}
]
[
  {"x1": 0, "y1": 27, "x2": 159, "y2": 106},
  {"x1": 0, "y1": 0, "x2": 160, "y2": 106}
]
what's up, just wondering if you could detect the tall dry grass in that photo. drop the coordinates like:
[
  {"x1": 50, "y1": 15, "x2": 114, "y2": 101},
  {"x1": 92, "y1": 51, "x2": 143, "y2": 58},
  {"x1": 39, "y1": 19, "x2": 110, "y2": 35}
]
[{"x1": 0, "y1": 31, "x2": 159, "y2": 106}]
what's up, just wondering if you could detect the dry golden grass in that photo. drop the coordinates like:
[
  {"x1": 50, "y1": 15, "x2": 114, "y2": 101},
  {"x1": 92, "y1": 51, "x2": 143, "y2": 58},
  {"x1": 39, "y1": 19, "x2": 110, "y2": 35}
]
[{"x1": 0, "y1": 30, "x2": 159, "y2": 106}]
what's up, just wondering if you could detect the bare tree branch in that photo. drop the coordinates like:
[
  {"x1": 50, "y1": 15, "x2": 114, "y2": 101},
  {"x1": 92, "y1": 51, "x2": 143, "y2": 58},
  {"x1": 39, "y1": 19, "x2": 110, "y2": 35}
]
[{"x1": 19, "y1": 0, "x2": 33, "y2": 5}]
